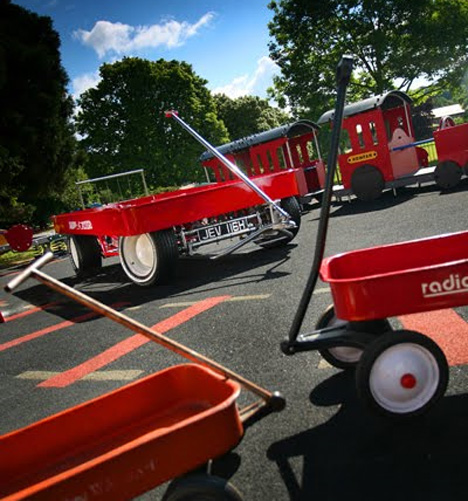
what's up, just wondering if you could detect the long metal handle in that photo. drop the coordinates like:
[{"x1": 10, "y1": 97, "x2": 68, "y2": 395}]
[
  {"x1": 287, "y1": 55, "x2": 354, "y2": 346},
  {"x1": 165, "y1": 111, "x2": 290, "y2": 220},
  {"x1": 5, "y1": 253, "x2": 284, "y2": 417}
]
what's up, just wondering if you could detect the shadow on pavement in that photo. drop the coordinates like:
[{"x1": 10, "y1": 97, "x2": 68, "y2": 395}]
[
  {"x1": 267, "y1": 370, "x2": 468, "y2": 501},
  {"x1": 9, "y1": 244, "x2": 295, "y2": 322}
]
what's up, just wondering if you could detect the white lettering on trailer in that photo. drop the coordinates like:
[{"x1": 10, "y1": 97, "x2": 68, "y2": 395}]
[
  {"x1": 68, "y1": 220, "x2": 93, "y2": 231},
  {"x1": 421, "y1": 273, "x2": 468, "y2": 298}
]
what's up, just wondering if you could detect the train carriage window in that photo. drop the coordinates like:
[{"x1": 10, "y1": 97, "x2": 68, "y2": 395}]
[
  {"x1": 296, "y1": 144, "x2": 304, "y2": 163},
  {"x1": 266, "y1": 150, "x2": 275, "y2": 172},
  {"x1": 340, "y1": 128, "x2": 352, "y2": 153},
  {"x1": 277, "y1": 147, "x2": 287, "y2": 170},
  {"x1": 256, "y1": 154, "x2": 265, "y2": 174},
  {"x1": 369, "y1": 122, "x2": 378, "y2": 145},
  {"x1": 306, "y1": 141, "x2": 315, "y2": 162},
  {"x1": 356, "y1": 124, "x2": 365, "y2": 149}
]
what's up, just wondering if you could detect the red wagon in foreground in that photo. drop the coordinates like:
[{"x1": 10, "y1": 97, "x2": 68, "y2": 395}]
[
  {"x1": 283, "y1": 56, "x2": 468, "y2": 420},
  {"x1": 2, "y1": 254, "x2": 285, "y2": 500},
  {"x1": 53, "y1": 113, "x2": 312, "y2": 287}
]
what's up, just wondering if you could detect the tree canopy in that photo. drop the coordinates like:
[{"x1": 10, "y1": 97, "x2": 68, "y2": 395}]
[
  {"x1": 268, "y1": 0, "x2": 468, "y2": 119},
  {"x1": 213, "y1": 94, "x2": 291, "y2": 141},
  {"x1": 76, "y1": 58, "x2": 229, "y2": 188},
  {"x1": 0, "y1": 0, "x2": 77, "y2": 226}
]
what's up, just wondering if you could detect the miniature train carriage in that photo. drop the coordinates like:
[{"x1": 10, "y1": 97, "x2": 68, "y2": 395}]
[
  {"x1": 200, "y1": 120, "x2": 325, "y2": 203},
  {"x1": 317, "y1": 90, "x2": 434, "y2": 201}
]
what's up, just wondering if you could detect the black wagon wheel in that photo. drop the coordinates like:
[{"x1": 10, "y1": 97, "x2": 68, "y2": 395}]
[
  {"x1": 163, "y1": 474, "x2": 243, "y2": 501},
  {"x1": 119, "y1": 229, "x2": 178, "y2": 286},
  {"x1": 256, "y1": 196, "x2": 301, "y2": 249},
  {"x1": 316, "y1": 304, "x2": 363, "y2": 370},
  {"x1": 68, "y1": 235, "x2": 102, "y2": 278},
  {"x1": 434, "y1": 160, "x2": 462, "y2": 190},
  {"x1": 350, "y1": 164, "x2": 385, "y2": 201},
  {"x1": 356, "y1": 330, "x2": 448, "y2": 420}
]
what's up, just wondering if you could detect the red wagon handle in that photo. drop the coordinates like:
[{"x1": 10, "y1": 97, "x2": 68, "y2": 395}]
[{"x1": 5, "y1": 253, "x2": 285, "y2": 422}]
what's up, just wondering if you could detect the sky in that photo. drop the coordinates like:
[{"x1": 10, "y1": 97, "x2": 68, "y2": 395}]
[{"x1": 12, "y1": 0, "x2": 281, "y2": 102}]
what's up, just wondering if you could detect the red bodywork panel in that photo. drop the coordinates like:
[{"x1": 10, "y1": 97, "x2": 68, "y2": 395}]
[
  {"x1": 53, "y1": 170, "x2": 303, "y2": 237},
  {"x1": 434, "y1": 122, "x2": 468, "y2": 167}
]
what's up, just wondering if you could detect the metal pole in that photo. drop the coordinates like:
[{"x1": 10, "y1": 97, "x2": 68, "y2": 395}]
[{"x1": 166, "y1": 111, "x2": 290, "y2": 219}]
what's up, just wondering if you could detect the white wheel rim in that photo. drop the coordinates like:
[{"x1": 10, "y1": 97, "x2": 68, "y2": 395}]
[
  {"x1": 329, "y1": 345, "x2": 363, "y2": 364},
  {"x1": 121, "y1": 234, "x2": 156, "y2": 278},
  {"x1": 69, "y1": 238, "x2": 79, "y2": 268},
  {"x1": 325, "y1": 314, "x2": 363, "y2": 364},
  {"x1": 369, "y1": 342, "x2": 440, "y2": 414}
]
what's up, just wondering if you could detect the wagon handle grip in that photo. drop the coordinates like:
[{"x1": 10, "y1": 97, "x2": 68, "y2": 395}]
[
  {"x1": 4, "y1": 252, "x2": 54, "y2": 292},
  {"x1": 5, "y1": 252, "x2": 283, "y2": 418}
]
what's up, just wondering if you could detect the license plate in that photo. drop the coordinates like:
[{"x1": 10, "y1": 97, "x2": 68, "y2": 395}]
[{"x1": 198, "y1": 217, "x2": 254, "y2": 242}]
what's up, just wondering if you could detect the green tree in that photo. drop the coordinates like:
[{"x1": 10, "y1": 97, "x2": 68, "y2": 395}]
[
  {"x1": 213, "y1": 94, "x2": 291, "y2": 140},
  {"x1": 76, "y1": 58, "x2": 228, "y2": 187},
  {"x1": 0, "y1": 0, "x2": 77, "y2": 227},
  {"x1": 268, "y1": 0, "x2": 468, "y2": 119}
]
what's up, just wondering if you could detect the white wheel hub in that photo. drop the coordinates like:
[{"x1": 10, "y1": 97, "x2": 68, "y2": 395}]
[
  {"x1": 69, "y1": 238, "x2": 79, "y2": 267},
  {"x1": 325, "y1": 314, "x2": 363, "y2": 364},
  {"x1": 329, "y1": 346, "x2": 363, "y2": 363},
  {"x1": 121, "y1": 234, "x2": 156, "y2": 278},
  {"x1": 369, "y1": 342, "x2": 440, "y2": 413}
]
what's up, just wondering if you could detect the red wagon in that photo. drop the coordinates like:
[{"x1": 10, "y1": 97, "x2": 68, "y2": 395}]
[
  {"x1": 53, "y1": 114, "x2": 308, "y2": 287},
  {"x1": 2, "y1": 254, "x2": 285, "y2": 500},
  {"x1": 283, "y1": 56, "x2": 466, "y2": 419}
]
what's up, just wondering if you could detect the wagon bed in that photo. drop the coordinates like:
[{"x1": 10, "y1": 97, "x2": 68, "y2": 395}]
[
  {"x1": 320, "y1": 230, "x2": 468, "y2": 321},
  {"x1": 0, "y1": 365, "x2": 243, "y2": 501},
  {"x1": 53, "y1": 169, "x2": 303, "y2": 237}
]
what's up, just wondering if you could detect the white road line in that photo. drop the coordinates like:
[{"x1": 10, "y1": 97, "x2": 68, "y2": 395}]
[
  {"x1": 16, "y1": 370, "x2": 143, "y2": 381},
  {"x1": 160, "y1": 294, "x2": 272, "y2": 308},
  {"x1": 318, "y1": 359, "x2": 333, "y2": 369}
]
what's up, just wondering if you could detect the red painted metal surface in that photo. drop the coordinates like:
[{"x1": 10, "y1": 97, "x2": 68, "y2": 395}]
[
  {"x1": 5, "y1": 225, "x2": 33, "y2": 252},
  {"x1": 53, "y1": 170, "x2": 303, "y2": 237},
  {"x1": 0, "y1": 364, "x2": 242, "y2": 500},
  {"x1": 434, "y1": 122, "x2": 468, "y2": 168},
  {"x1": 320, "y1": 230, "x2": 468, "y2": 321}
]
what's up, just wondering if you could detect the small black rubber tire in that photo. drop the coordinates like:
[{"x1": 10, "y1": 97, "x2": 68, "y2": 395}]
[
  {"x1": 68, "y1": 235, "x2": 102, "y2": 278},
  {"x1": 434, "y1": 160, "x2": 462, "y2": 190},
  {"x1": 316, "y1": 305, "x2": 362, "y2": 370},
  {"x1": 350, "y1": 164, "x2": 385, "y2": 201},
  {"x1": 258, "y1": 196, "x2": 301, "y2": 249},
  {"x1": 356, "y1": 330, "x2": 449, "y2": 420},
  {"x1": 119, "y1": 229, "x2": 178, "y2": 287},
  {"x1": 162, "y1": 474, "x2": 243, "y2": 501}
]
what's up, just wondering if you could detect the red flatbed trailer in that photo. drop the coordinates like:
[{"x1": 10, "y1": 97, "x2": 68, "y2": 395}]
[{"x1": 53, "y1": 115, "x2": 306, "y2": 287}]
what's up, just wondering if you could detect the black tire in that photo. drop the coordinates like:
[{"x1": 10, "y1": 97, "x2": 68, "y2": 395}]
[
  {"x1": 163, "y1": 474, "x2": 243, "y2": 501},
  {"x1": 434, "y1": 160, "x2": 462, "y2": 190},
  {"x1": 356, "y1": 330, "x2": 448, "y2": 420},
  {"x1": 350, "y1": 164, "x2": 385, "y2": 201},
  {"x1": 257, "y1": 196, "x2": 301, "y2": 249},
  {"x1": 119, "y1": 229, "x2": 178, "y2": 286},
  {"x1": 68, "y1": 235, "x2": 102, "y2": 278},
  {"x1": 316, "y1": 305, "x2": 362, "y2": 370}
]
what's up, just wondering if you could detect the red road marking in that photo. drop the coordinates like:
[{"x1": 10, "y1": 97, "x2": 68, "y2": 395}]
[
  {"x1": 2, "y1": 302, "x2": 60, "y2": 323},
  {"x1": 39, "y1": 295, "x2": 231, "y2": 388},
  {"x1": 0, "y1": 302, "x2": 128, "y2": 352},
  {"x1": 399, "y1": 309, "x2": 468, "y2": 366}
]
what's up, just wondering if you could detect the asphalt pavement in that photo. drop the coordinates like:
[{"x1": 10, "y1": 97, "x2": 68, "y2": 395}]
[{"x1": 0, "y1": 180, "x2": 467, "y2": 500}]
